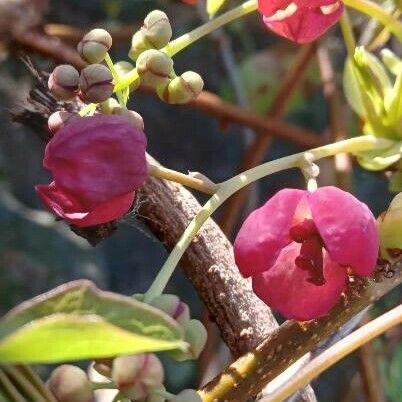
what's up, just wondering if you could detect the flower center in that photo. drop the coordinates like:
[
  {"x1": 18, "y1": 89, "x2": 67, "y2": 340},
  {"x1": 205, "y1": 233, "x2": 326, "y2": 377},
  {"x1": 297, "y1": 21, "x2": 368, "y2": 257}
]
[{"x1": 289, "y1": 219, "x2": 326, "y2": 286}]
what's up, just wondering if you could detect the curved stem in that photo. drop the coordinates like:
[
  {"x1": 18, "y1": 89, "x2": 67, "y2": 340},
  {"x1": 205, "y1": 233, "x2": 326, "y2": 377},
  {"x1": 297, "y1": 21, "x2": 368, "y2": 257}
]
[
  {"x1": 105, "y1": 53, "x2": 126, "y2": 107},
  {"x1": 148, "y1": 162, "x2": 218, "y2": 195},
  {"x1": 265, "y1": 304, "x2": 402, "y2": 402},
  {"x1": 143, "y1": 135, "x2": 393, "y2": 302},
  {"x1": 339, "y1": 11, "x2": 356, "y2": 58},
  {"x1": 0, "y1": 369, "x2": 25, "y2": 402},
  {"x1": 344, "y1": 0, "x2": 402, "y2": 42},
  {"x1": 19, "y1": 365, "x2": 58, "y2": 402}
]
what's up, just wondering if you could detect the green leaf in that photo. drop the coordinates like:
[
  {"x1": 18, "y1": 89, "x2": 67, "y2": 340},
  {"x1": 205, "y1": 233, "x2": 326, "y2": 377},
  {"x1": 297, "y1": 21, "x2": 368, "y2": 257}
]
[
  {"x1": 207, "y1": 0, "x2": 227, "y2": 17},
  {"x1": 0, "y1": 281, "x2": 186, "y2": 363}
]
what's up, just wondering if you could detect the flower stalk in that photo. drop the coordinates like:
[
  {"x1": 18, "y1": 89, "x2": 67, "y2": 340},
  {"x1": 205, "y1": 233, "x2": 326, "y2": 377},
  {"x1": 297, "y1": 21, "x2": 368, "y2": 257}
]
[{"x1": 144, "y1": 135, "x2": 393, "y2": 302}]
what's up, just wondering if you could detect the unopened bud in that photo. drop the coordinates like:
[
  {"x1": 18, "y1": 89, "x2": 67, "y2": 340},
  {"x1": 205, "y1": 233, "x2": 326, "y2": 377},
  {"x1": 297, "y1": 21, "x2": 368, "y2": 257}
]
[
  {"x1": 47, "y1": 365, "x2": 93, "y2": 402},
  {"x1": 142, "y1": 10, "x2": 172, "y2": 49},
  {"x1": 77, "y1": 28, "x2": 112, "y2": 64},
  {"x1": 157, "y1": 71, "x2": 203, "y2": 104},
  {"x1": 169, "y1": 390, "x2": 201, "y2": 402},
  {"x1": 48, "y1": 111, "x2": 80, "y2": 134},
  {"x1": 129, "y1": 31, "x2": 154, "y2": 61},
  {"x1": 99, "y1": 98, "x2": 120, "y2": 115},
  {"x1": 112, "y1": 353, "x2": 164, "y2": 400},
  {"x1": 114, "y1": 61, "x2": 140, "y2": 91},
  {"x1": 378, "y1": 192, "x2": 402, "y2": 261},
  {"x1": 79, "y1": 64, "x2": 114, "y2": 103},
  {"x1": 170, "y1": 319, "x2": 207, "y2": 361},
  {"x1": 149, "y1": 294, "x2": 190, "y2": 327},
  {"x1": 112, "y1": 107, "x2": 144, "y2": 130},
  {"x1": 48, "y1": 65, "x2": 79, "y2": 101},
  {"x1": 137, "y1": 49, "x2": 174, "y2": 88}
]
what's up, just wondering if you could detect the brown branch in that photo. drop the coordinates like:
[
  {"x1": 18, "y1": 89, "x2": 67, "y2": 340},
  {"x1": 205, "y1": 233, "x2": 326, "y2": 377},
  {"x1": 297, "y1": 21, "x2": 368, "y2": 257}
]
[
  {"x1": 199, "y1": 267, "x2": 402, "y2": 402},
  {"x1": 12, "y1": 29, "x2": 322, "y2": 150},
  {"x1": 219, "y1": 44, "x2": 318, "y2": 236}
]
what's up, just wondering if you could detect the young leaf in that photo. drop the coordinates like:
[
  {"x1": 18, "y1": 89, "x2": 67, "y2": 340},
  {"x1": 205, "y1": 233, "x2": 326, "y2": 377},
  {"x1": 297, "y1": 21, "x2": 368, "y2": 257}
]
[{"x1": 0, "y1": 280, "x2": 187, "y2": 363}]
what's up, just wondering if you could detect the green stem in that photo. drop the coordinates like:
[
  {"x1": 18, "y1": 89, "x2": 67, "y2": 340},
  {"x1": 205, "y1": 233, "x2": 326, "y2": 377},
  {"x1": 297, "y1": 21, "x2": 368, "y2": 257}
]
[
  {"x1": 91, "y1": 381, "x2": 116, "y2": 390},
  {"x1": 344, "y1": 0, "x2": 402, "y2": 42},
  {"x1": 114, "y1": 0, "x2": 258, "y2": 92},
  {"x1": 18, "y1": 366, "x2": 57, "y2": 402},
  {"x1": 0, "y1": 369, "x2": 25, "y2": 402},
  {"x1": 143, "y1": 135, "x2": 393, "y2": 302},
  {"x1": 339, "y1": 11, "x2": 356, "y2": 58},
  {"x1": 105, "y1": 53, "x2": 126, "y2": 107}
]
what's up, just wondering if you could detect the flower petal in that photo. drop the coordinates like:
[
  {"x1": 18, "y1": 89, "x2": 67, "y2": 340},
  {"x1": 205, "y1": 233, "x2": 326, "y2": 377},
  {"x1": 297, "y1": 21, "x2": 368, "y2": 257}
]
[
  {"x1": 309, "y1": 186, "x2": 379, "y2": 276},
  {"x1": 44, "y1": 115, "x2": 147, "y2": 209},
  {"x1": 252, "y1": 242, "x2": 347, "y2": 321},
  {"x1": 36, "y1": 182, "x2": 134, "y2": 227},
  {"x1": 234, "y1": 188, "x2": 306, "y2": 277},
  {"x1": 259, "y1": 0, "x2": 344, "y2": 43}
]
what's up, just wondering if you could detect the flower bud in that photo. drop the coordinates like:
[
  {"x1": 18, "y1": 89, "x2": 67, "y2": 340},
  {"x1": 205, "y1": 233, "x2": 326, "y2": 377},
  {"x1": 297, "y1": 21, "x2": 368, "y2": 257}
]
[
  {"x1": 79, "y1": 64, "x2": 114, "y2": 103},
  {"x1": 47, "y1": 365, "x2": 94, "y2": 402},
  {"x1": 48, "y1": 111, "x2": 80, "y2": 134},
  {"x1": 112, "y1": 353, "x2": 164, "y2": 400},
  {"x1": 170, "y1": 319, "x2": 207, "y2": 361},
  {"x1": 112, "y1": 107, "x2": 144, "y2": 130},
  {"x1": 142, "y1": 10, "x2": 172, "y2": 49},
  {"x1": 99, "y1": 98, "x2": 120, "y2": 115},
  {"x1": 77, "y1": 28, "x2": 112, "y2": 64},
  {"x1": 169, "y1": 390, "x2": 201, "y2": 402},
  {"x1": 149, "y1": 294, "x2": 190, "y2": 327},
  {"x1": 129, "y1": 31, "x2": 154, "y2": 61},
  {"x1": 378, "y1": 192, "x2": 402, "y2": 261},
  {"x1": 157, "y1": 71, "x2": 203, "y2": 104},
  {"x1": 48, "y1": 65, "x2": 79, "y2": 101},
  {"x1": 114, "y1": 61, "x2": 140, "y2": 91},
  {"x1": 136, "y1": 49, "x2": 174, "y2": 88}
]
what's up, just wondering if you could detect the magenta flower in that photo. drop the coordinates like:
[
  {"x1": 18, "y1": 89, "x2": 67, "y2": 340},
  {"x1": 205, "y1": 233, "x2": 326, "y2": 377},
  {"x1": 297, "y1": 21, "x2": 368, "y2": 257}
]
[
  {"x1": 258, "y1": 0, "x2": 344, "y2": 43},
  {"x1": 234, "y1": 187, "x2": 379, "y2": 320},
  {"x1": 36, "y1": 115, "x2": 148, "y2": 227}
]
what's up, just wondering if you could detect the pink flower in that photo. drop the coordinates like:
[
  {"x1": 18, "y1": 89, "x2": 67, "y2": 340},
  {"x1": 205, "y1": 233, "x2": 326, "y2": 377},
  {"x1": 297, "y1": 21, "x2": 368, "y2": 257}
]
[
  {"x1": 36, "y1": 115, "x2": 148, "y2": 227},
  {"x1": 234, "y1": 187, "x2": 379, "y2": 320},
  {"x1": 258, "y1": 0, "x2": 344, "y2": 43}
]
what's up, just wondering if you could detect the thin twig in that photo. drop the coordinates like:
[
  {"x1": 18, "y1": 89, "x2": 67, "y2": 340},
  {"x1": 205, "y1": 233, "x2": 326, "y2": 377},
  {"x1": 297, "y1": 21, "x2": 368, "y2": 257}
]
[{"x1": 264, "y1": 305, "x2": 402, "y2": 402}]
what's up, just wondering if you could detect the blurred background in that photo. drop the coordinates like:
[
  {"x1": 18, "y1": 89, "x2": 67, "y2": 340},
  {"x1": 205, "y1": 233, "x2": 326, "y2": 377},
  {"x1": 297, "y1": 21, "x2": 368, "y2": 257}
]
[{"x1": 0, "y1": 0, "x2": 400, "y2": 401}]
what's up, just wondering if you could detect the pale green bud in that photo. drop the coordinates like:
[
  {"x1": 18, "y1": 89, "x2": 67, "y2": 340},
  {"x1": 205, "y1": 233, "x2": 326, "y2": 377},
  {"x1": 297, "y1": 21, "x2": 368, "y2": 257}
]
[
  {"x1": 170, "y1": 319, "x2": 207, "y2": 361},
  {"x1": 79, "y1": 64, "x2": 114, "y2": 103},
  {"x1": 112, "y1": 107, "x2": 144, "y2": 130},
  {"x1": 378, "y1": 192, "x2": 402, "y2": 261},
  {"x1": 142, "y1": 10, "x2": 172, "y2": 49},
  {"x1": 129, "y1": 31, "x2": 154, "y2": 61},
  {"x1": 47, "y1": 365, "x2": 93, "y2": 402},
  {"x1": 99, "y1": 98, "x2": 120, "y2": 115},
  {"x1": 77, "y1": 28, "x2": 112, "y2": 64},
  {"x1": 112, "y1": 353, "x2": 164, "y2": 400},
  {"x1": 114, "y1": 61, "x2": 140, "y2": 91},
  {"x1": 157, "y1": 71, "x2": 203, "y2": 104},
  {"x1": 48, "y1": 65, "x2": 79, "y2": 101},
  {"x1": 137, "y1": 49, "x2": 174, "y2": 88},
  {"x1": 149, "y1": 294, "x2": 190, "y2": 327},
  {"x1": 169, "y1": 390, "x2": 202, "y2": 402}
]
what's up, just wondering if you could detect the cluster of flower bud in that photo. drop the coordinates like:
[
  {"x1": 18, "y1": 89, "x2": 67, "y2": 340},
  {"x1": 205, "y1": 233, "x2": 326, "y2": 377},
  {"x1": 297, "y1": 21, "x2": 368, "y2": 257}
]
[
  {"x1": 129, "y1": 10, "x2": 172, "y2": 61},
  {"x1": 136, "y1": 293, "x2": 207, "y2": 361},
  {"x1": 48, "y1": 63, "x2": 113, "y2": 104}
]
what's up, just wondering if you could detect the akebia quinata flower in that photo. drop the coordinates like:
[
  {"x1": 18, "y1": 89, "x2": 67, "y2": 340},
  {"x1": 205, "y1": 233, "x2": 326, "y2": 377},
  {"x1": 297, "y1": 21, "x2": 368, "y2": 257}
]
[
  {"x1": 234, "y1": 187, "x2": 379, "y2": 320},
  {"x1": 36, "y1": 115, "x2": 148, "y2": 227},
  {"x1": 258, "y1": 0, "x2": 344, "y2": 43}
]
